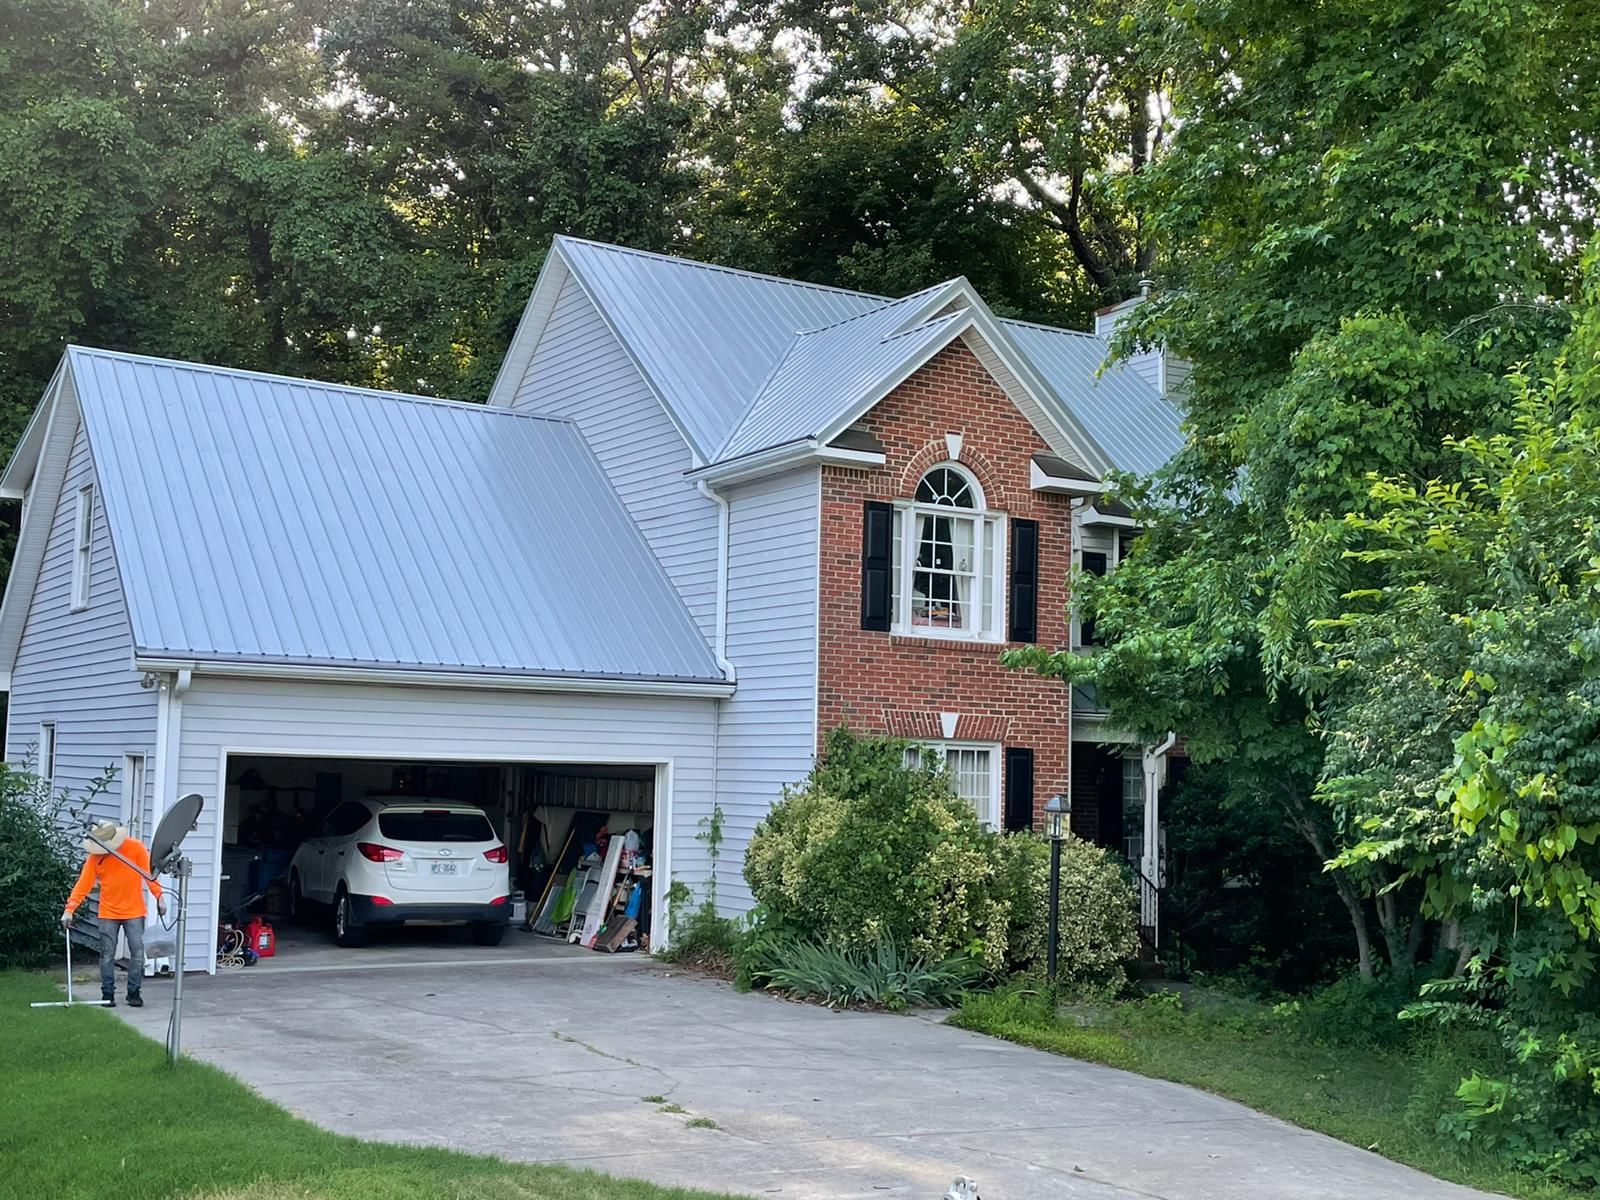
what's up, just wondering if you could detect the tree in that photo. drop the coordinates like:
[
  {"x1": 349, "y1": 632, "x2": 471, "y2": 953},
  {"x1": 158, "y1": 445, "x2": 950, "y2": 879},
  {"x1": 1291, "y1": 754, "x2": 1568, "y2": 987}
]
[{"x1": 1009, "y1": 0, "x2": 1600, "y2": 980}]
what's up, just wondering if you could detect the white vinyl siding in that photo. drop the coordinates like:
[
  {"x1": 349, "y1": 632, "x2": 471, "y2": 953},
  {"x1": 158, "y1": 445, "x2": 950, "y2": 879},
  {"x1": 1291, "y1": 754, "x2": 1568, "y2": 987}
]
[
  {"x1": 174, "y1": 676, "x2": 719, "y2": 970},
  {"x1": 509, "y1": 274, "x2": 719, "y2": 641},
  {"x1": 714, "y1": 466, "x2": 822, "y2": 914},
  {"x1": 6, "y1": 415, "x2": 159, "y2": 827}
]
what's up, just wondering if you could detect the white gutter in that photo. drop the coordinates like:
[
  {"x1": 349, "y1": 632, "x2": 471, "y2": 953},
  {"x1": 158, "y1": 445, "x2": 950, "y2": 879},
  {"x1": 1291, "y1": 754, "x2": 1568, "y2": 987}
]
[
  {"x1": 133, "y1": 658, "x2": 736, "y2": 699},
  {"x1": 695, "y1": 480, "x2": 738, "y2": 683}
]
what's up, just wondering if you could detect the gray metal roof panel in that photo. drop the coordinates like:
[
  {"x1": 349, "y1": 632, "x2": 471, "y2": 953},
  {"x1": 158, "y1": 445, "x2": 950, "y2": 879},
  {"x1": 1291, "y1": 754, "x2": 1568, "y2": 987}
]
[
  {"x1": 557, "y1": 238, "x2": 884, "y2": 457},
  {"x1": 1001, "y1": 321, "x2": 1186, "y2": 477},
  {"x1": 68, "y1": 346, "x2": 724, "y2": 683},
  {"x1": 714, "y1": 294, "x2": 962, "y2": 463}
]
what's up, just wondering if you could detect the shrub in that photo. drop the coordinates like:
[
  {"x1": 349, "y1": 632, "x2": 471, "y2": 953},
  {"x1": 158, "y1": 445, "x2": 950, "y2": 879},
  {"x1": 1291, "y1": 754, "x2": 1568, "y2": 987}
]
[
  {"x1": 747, "y1": 934, "x2": 983, "y2": 1010},
  {"x1": 0, "y1": 761, "x2": 102, "y2": 969},
  {"x1": 745, "y1": 729, "x2": 1010, "y2": 968},
  {"x1": 745, "y1": 729, "x2": 1141, "y2": 984}
]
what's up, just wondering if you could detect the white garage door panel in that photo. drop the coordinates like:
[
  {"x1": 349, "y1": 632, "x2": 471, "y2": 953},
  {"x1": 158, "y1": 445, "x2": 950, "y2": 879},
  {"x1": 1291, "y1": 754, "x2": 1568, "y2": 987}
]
[{"x1": 174, "y1": 676, "x2": 719, "y2": 971}]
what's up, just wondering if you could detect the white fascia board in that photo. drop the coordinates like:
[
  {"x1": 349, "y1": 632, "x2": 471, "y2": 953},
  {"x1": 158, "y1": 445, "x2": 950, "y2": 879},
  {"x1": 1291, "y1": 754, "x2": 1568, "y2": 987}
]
[
  {"x1": 688, "y1": 440, "x2": 816, "y2": 487},
  {"x1": 815, "y1": 446, "x2": 886, "y2": 469},
  {"x1": 134, "y1": 656, "x2": 736, "y2": 699},
  {"x1": 484, "y1": 246, "x2": 571, "y2": 408},
  {"x1": 1081, "y1": 506, "x2": 1137, "y2": 528},
  {"x1": 1030, "y1": 460, "x2": 1108, "y2": 496},
  {"x1": 891, "y1": 276, "x2": 976, "y2": 334},
  {"x1": 0, "y1": 359, "x2": 66, "y2": 498}
]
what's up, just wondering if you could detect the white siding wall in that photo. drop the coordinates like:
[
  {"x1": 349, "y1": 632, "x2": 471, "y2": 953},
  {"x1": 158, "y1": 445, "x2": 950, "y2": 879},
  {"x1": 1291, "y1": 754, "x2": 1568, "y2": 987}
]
[
  {"x1": 509, "y1": 275, "x2": 719, "y2": 641},
  {"x1": 6, "y1": 419, "x2": 158, "y2": 846},
  {"x1": 713, "y1": 466, "x2": 822, "y2": 912},
  {"x1": 174, "y1": 676, "x2": 718, "y2": 969}
]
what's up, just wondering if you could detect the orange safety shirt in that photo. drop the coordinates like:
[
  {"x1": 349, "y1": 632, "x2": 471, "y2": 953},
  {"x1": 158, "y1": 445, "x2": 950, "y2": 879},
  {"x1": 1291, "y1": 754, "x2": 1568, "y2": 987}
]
[{"x1": 64, "y1": 838, "x2": 163, "y2": 920}]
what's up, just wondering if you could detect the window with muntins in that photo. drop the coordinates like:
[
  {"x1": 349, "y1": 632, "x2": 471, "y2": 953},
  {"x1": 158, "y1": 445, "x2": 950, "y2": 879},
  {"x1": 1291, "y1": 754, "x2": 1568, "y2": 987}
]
[
  {"x1": 890, "y1": 465, "x2": 1004, "y2": 640},
  {"x1": 1121, "y1": 753, "x2": 1145, "y2": 867},
  {"x1": 905, "y1": 741, "x2": 1001, "y2": 826},
  {"x1": 71, "y1": 486, "x2": 93, "y2": 611}
]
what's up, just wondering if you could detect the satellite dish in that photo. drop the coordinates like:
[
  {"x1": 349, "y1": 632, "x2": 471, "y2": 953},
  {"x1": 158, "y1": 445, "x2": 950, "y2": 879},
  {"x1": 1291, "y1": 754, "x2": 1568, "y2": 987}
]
[{"x1": 151, "y1": 792, "x2": 204, "y2": 871}]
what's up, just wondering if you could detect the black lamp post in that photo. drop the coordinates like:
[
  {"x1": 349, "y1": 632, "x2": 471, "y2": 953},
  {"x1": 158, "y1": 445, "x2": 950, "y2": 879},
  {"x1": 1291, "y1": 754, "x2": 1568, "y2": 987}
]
[{"x1": 1043, "y1": 793, "x2": 1069, "y2": 987}]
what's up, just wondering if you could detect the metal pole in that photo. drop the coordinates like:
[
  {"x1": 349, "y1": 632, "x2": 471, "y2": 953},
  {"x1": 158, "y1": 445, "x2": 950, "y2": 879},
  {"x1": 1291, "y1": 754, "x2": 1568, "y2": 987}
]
[
  {"x1": 1047, "y1": 834, "x2": 1062, "y2": 986},
  {"x1": 170, "y1": 858, "x2": 188, "y2": 1065}
]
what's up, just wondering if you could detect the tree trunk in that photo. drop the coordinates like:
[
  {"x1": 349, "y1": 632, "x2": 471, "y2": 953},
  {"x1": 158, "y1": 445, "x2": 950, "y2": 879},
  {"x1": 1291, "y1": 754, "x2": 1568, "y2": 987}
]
[{"x1": 1279, "y1": 784, "x2": 1377, "y2": 982}]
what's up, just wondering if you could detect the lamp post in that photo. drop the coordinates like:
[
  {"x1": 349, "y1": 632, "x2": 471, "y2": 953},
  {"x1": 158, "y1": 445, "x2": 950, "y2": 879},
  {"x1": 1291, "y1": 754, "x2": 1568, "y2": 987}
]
[{"x1": 1043, "y1": 794, "x2": 1070, "y2": 988}]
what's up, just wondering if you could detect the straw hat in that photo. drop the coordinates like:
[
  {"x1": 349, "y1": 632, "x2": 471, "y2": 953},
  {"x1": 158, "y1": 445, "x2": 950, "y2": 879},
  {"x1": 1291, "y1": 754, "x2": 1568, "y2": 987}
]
[{"x1": 83, "y1": 819, "x2": 129, "y2": 856}]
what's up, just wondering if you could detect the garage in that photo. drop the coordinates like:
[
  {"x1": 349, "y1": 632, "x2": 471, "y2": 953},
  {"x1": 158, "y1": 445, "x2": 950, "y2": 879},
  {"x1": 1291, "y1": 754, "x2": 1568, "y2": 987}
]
[{"x1": 217, "y1": 750, "x2": 665, "y2": 963}]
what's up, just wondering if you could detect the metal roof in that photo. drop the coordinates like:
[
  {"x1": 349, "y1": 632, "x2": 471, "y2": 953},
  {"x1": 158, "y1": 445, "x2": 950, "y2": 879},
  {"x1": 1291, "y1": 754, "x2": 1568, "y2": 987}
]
[
  {"x1": 1001, "y1": 320, "x2": 1186, "y2": 477},
  {"x1": 68, "y1": 346, "x2": 725, "y2": 684},
  {"x1": 556, "y1": 238, "x2": 1185, "y2": 478},
  {"x1": 558, "y1": 237, "x2": 883, "y2": 458},
  {"x1": 714, "y1": 292, "x2": 961, "y2": 463}
]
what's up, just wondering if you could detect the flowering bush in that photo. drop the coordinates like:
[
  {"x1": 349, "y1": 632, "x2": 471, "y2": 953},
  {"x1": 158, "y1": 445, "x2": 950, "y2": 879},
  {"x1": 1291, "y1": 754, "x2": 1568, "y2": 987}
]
[{"x1": 746, "y1": 729, "x2": 1139, "y2": 982}]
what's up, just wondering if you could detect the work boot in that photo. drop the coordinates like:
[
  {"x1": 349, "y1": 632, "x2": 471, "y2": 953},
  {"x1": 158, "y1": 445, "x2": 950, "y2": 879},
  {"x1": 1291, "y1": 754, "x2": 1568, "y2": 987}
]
[
  {"x1": 102, "y1": 993, "x2": 117, "y2": 1008},
  {"x1": 126, "y1": 992, "x2": 143, "y2": 1008}
]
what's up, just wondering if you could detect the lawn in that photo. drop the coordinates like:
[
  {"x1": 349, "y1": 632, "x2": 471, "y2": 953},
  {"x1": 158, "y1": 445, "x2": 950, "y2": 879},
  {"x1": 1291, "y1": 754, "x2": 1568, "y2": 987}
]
[
  {"x1": 949, "y1": 983, "x2": 1580, "y2": 1200},
  {"x1": 0, "y1": 970, "x2": 739, "y2": 1200}
]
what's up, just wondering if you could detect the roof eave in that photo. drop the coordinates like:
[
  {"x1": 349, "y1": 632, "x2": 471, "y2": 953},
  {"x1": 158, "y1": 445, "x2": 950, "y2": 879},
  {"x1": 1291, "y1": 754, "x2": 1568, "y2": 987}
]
[
  {"x1": 134, "y1": 655, "x2": 735, "y2": 699},
  {"x1": 0, "y1": 357, "x2": 67, "y2": 498}
]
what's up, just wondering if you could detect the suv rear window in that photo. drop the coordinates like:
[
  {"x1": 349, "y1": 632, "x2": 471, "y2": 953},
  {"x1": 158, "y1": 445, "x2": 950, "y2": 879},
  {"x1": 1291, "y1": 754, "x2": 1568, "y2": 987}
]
[{"x1": 377, "y1": 809, "x2": 495, "y2": 843}]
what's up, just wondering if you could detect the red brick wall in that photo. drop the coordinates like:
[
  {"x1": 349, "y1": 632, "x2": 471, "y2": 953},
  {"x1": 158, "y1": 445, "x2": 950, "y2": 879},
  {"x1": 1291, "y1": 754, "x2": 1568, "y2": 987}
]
[{"x1": 816, "y1": 339, "x2": 1075, "y2": 830}]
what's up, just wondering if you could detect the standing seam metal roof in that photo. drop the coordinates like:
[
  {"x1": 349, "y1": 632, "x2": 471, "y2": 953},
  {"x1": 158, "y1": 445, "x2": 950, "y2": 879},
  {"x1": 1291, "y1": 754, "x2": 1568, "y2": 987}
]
[
  {"x1": 555, "y1": 237, "x2": 1186, "y2": 477},
  {"x1": 68, "y1": 346, "x2": 725, "y2": 683}
]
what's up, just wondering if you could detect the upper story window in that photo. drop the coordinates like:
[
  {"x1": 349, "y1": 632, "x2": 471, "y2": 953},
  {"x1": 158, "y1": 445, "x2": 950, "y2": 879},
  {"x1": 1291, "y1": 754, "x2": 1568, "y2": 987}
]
[
  {"x1": 70, "y1": 485, "x2": 93, "y2": 611},
  {"x1": 890, "y1": 465, "x2": 1005, "y2": 641}
]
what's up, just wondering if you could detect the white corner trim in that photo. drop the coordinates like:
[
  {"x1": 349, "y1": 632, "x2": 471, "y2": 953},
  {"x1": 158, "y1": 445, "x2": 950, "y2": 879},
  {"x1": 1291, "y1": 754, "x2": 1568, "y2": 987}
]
[
  {"x1": 946, "y1": 432, "x2": 963, "y2": 462},
  {"x1": 940, "y1": 711, "x2": 959, "y2": 739},
  {"x1": 1030, "y1": 460, "x2": 1107, "y2": 496}
]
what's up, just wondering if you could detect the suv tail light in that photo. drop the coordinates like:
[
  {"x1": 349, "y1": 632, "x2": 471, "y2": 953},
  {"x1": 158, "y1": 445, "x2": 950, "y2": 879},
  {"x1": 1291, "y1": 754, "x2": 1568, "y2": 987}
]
[
  {"x1": 483, "y1": 845, "x2": 508, "y2": 864},
  {"x1": 357, "y1": 842, "x2": 404, "y2": 862}
]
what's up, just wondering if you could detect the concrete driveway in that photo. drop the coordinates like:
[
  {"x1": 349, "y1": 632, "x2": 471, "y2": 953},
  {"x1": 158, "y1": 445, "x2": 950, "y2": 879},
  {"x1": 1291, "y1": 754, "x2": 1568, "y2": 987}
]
[{"x1": 119, "y1": 951, "x2": 1498, "y2": 1200}]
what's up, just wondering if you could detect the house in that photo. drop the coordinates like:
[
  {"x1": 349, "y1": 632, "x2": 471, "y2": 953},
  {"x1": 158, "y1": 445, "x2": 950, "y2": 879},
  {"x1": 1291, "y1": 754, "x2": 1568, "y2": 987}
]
[{"x1": 0, "y1": 237, "x2": 1187, "y2": 969}]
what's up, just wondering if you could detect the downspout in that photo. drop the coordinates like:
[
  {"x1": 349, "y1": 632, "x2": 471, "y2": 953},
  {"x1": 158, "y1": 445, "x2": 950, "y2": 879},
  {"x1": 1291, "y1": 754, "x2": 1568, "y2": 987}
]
[
  {"x1": 696, "y1": 480, "x2": 736, "y2": 684},
  {"x1": 696, "y1": 479, "x2": 735, "y2": 932},
  {"x1": 1141, "y1": 731, "x2": 1178, "y2": 938}
]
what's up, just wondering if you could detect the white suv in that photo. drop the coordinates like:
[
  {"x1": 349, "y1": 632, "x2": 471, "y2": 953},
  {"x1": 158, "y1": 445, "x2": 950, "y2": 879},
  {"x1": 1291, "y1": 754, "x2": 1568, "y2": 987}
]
[{"x1": 288, "y1": 799, "x2": 511, "y2": 947}]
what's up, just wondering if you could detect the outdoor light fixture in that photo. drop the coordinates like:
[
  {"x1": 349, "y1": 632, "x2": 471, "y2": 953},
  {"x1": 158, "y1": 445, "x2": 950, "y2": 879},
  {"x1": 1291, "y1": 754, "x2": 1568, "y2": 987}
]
[{"x1": 1043, "y1": 794, "x2": 1071, "y2": 987}]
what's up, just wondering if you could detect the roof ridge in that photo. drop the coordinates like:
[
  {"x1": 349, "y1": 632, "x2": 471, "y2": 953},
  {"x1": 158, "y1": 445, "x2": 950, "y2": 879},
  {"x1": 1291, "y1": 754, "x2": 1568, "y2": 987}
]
[
  {"x1": 555, "y1": 235, "x2": 892, "y2": 303},
  {"x1": 66, "y1": 346, "x2": 575, "y2": 426}
]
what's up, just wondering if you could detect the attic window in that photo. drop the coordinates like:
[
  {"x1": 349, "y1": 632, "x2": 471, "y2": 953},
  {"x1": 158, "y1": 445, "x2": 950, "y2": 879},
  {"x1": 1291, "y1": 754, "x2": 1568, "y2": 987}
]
[{"x1": 70, "y1": 486, "x2": 93, "y2": 611}]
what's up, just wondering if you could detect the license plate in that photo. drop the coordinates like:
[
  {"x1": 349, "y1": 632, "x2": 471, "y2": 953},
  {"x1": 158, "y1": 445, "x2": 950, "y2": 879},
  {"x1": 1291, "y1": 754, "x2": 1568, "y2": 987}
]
[{"x1": 429, "y1": 862, "x2": 459, "y2": 876}]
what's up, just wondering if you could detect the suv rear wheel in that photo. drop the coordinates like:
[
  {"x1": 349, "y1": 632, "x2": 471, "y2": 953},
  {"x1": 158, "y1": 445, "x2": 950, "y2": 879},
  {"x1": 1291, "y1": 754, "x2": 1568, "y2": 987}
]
[
  {"x1": 472, "y1": 922, "x2": 506, "y2": 947},
  {"x1": 333, "y1": 889, "x2": 367, "y2": 948}
]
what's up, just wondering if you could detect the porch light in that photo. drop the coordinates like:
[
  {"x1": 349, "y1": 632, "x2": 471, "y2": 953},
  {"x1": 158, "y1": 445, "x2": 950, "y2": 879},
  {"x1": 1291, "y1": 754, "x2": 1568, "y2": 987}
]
[{"x1": 1043, "y1": 794, "x2": 1071, "y2": 988}]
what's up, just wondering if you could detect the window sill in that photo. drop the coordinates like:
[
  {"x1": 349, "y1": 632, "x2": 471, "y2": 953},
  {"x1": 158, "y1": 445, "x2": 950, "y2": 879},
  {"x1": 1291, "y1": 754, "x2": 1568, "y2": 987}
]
[{"x1": 889, "y1": 632, "x2": 1008, "y2": 653}]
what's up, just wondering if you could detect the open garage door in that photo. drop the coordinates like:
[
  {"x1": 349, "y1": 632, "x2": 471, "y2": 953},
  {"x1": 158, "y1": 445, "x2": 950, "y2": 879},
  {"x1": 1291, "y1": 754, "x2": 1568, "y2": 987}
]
[{"x1": 219, "y1": 753, "x2": 662, "y2": 966}]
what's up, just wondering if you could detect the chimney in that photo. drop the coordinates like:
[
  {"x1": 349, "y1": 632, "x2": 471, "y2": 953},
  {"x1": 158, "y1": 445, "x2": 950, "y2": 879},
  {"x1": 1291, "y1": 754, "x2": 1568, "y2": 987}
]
[{"x1": 1093, "y1": 285, "x2": 1188, "y2": 399}]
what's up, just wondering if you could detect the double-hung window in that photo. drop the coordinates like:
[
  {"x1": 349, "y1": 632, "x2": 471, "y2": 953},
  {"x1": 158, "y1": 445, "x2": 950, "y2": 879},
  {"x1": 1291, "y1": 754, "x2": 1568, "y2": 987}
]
[
  {"x1": 905, "y1": 741, "x2": 1002, "y2": 827},
  {"x1": 71, "y1": 485, "x2": 93, "y2": 611},
  {"x1": 890, "y1": 465, "x2": 1005, "y2": 641}
]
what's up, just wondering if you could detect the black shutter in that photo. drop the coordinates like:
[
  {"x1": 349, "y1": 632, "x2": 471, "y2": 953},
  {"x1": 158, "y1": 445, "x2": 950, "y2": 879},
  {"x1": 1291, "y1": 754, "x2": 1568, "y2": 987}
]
[
  {"x1": 860, "y1": 501, "x2": 894, "y2": 631},
  {"x1": 1078, "y1": 550, "x2": 1108, "y2": 647},
  {"x1": 1008, "y1": 519, "x2": 1039, "y2": 642},
  {"x1": 1004, "y1": 747, "x2": 1035, "y2": 832}
]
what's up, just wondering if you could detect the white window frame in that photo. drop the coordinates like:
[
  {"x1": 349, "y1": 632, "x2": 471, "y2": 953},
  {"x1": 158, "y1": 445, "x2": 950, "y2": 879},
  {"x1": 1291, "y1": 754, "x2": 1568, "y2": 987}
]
[
  {"x1": 890, "y1": 464, "x2": 1007, "y2": 643},
  {"x1": 905, "y1": 740, "x2": 1003, "y2": 828},
  {"x1": 70, "y1": 485, "x2": 93, "y2": 612},
  {"x1": 121, "y1": 753, "x2": 148, "y2": 838},
  {"x1": 1121, "y1": 752, "x2": 1145, "y2": 866},
  {"x1": 39, "y1": 722, "x2": 57, "y2": 785},
  {"x1": 1072, "y1": 521, "x2": 1120, "y2": 650}
]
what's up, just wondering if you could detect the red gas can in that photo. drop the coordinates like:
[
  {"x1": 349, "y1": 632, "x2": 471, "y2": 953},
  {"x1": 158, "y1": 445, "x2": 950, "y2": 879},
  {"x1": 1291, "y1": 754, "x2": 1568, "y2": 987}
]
[{"x1": 244, "y1": 917, "x2": 276, "y2": 958}]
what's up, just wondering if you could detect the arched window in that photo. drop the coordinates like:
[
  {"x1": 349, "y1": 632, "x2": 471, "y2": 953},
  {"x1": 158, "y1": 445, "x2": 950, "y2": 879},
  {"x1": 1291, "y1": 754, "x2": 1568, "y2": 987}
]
[{"x1": 891, "y1": 463, "x2": 1003, "y2": 639}]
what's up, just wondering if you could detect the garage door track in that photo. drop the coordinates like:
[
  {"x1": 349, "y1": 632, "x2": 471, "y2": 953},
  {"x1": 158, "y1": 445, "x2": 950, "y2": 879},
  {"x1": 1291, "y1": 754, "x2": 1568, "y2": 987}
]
[{"x1": 119, "y1": 953, "x2": 1500, "y2": 1200}]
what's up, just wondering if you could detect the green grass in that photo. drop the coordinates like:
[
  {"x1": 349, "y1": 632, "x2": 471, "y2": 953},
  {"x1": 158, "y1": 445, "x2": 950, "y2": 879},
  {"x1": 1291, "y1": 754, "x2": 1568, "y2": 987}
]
[
  {"x1": 0, "y1": 970, "x2": 740, "y2": 1200},
  {"x1": 950, "y1": 983, "x2": 1581, "y2": 1200}
]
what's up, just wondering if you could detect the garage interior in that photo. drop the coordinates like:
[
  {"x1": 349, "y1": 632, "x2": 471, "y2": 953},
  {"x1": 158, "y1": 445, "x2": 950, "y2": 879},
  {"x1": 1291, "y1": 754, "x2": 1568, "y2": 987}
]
[{"x1": 219, "y1": 754, "x2": 659, "y2": 961}]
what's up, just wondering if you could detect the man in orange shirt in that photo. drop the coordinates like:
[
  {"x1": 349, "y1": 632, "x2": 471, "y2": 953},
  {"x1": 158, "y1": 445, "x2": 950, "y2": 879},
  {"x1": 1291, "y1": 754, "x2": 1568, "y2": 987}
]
[{"x1": 62, "y1": 819, "x2": 166, "y2": 1007}]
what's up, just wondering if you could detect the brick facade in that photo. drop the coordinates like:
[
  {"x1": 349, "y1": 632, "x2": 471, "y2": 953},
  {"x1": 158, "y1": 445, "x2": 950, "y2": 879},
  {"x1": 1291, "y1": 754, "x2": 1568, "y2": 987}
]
[{"x1": 816, "y1": 339, "x2": 1076, "y2": 831}]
